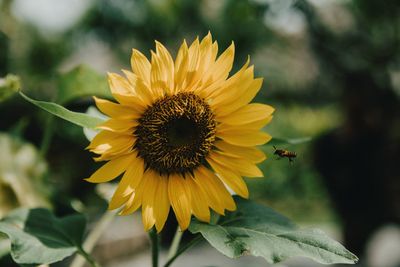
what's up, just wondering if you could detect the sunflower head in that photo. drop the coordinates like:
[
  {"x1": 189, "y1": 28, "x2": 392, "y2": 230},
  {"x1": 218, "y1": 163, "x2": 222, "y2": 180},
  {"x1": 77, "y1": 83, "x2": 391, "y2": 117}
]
[
  {"x1": 134, "y1": 92, "x2": 216, "y2": 175},
  {"x1": 86, "y1": 33, "x2": 274, "y2": 232}
]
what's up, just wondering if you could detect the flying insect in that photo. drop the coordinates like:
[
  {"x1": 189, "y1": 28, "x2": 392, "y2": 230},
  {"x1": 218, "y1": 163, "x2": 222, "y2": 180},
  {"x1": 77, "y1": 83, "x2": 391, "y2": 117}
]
[{"x1": 273, "y1": 146, "x2": 297, "y2": 163}]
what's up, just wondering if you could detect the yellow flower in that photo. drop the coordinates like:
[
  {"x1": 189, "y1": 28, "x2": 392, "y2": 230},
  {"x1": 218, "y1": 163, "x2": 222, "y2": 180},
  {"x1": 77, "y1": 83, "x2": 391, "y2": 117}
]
[{"x1": 86, "y1": 33, "x2": 274, "y2": 232}]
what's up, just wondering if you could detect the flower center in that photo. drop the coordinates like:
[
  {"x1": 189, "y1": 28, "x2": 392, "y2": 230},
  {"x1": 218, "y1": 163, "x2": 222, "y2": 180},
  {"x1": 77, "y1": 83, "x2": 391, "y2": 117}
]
[
  {"x1": 134, "y1": 92, "x2": 216, "y2": 175},
  {"x1": 166, "y1": 117, "x2": 199, "y2": 147}
]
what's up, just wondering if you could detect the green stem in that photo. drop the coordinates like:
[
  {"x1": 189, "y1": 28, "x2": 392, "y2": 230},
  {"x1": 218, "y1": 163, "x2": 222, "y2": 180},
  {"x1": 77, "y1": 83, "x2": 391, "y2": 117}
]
[
  {"x1": 78, "y1": 247, "x2": 100, "y2": 267},
  {"x1": 39, "y1": 115, "x2": 54, "y2": 157},
  {"x1": 163, "y1": 235, "x2": 202, "y2": 267},
  {"x1": 167, "y1": 226, "x2": 183, "y2": 261},
  {"x1": 70, "y1": 211, "x2": 116, "y2": 267},
  {"x1": 149, "y1": 228, "x2": 159, "y2": 267}
]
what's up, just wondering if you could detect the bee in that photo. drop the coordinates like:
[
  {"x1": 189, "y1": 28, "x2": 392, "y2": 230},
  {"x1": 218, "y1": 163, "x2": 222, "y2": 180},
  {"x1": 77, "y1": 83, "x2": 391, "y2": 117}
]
[{"x1": 273, "y1": 146, "x2": 297, "y2": 163}]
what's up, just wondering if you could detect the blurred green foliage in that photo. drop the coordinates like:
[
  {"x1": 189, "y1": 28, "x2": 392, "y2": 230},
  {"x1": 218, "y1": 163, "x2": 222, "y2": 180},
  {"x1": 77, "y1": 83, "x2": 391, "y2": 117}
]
[
  {"x1": 0, "y1": 74, "x2": 20, "y2": 101},
  {"x1": 0, "y1": 133, "x2": 50, "y2": 218},
  {"x1": 57, "y1": 65, "x2": 111, "y2": 104}
]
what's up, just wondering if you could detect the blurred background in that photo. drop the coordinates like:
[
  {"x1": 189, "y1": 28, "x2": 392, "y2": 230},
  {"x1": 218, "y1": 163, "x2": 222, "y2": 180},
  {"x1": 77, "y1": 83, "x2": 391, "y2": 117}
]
[{"x1": 0, "y1": 0, "x2": 399, "y2": 266}]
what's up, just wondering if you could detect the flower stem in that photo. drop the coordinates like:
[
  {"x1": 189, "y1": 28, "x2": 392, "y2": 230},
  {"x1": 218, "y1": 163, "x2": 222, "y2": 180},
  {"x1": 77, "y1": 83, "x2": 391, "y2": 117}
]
[
  {"x1": 163, "y1": 235, "x2": 202, "y2": 267},
  {"x1": 70, "y1": 211, "x2": 116, "y2": 267},
  {"x1": 78, "y1": 247, "x2": 100, "y2": 267},
  {"x1": 39, "y1": 114, "x2": 54, "y2": 157},
  {"x1": 149, "y1": 228, "x2": 159, "y2": 267},
  {"x1": 167, "y1": 226, "x2": 183, "y2": 261}
]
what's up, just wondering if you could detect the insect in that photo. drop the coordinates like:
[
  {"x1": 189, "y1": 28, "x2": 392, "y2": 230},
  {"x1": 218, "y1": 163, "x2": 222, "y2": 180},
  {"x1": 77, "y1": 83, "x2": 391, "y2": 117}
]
[{"x1": 273, "y1": 146, "x2": 297, "y2": 163}]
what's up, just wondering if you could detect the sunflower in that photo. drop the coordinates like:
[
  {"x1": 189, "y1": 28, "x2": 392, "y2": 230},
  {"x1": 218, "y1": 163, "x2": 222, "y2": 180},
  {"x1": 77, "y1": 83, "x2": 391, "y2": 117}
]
[{"x1": 86, "y1": 33, "x2": 274, "y2": 232}]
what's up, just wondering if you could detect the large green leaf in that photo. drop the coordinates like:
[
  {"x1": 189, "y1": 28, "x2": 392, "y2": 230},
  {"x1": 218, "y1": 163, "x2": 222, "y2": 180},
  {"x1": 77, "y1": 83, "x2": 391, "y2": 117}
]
[
  {"x1": 0, "y1": 208, "x2": 86, "y2": 265},
  {"x1": 57, "y1": 65, "x2": 111, "y2": 104},
  {"x1": 189, "y1": 197, "x2": 358, "y2": 265},
  {"x1": 20, "y1": 92, "x2": 105, "y2": 129}
]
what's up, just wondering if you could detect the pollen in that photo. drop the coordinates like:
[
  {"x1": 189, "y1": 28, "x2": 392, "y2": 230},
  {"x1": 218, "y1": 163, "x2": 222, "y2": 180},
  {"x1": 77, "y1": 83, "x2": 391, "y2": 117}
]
[{"x1": 134, "y1": 92, "x2": 216, "y2": 175}]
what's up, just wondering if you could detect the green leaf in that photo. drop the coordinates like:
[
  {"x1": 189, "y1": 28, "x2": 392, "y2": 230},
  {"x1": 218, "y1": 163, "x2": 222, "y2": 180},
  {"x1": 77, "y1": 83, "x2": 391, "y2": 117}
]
[
  {"x1": 0, "y1": 208, "x2": 86, "y2": 265},
  {"x1": 189, "y1": 197, "x2": 358, "y2": 265},
  {"x1": 267, "y1": 136, "x2": 312, "y2": 146},
  {"x1": 20, "y1": 92, "x2": 105, "y2": 129},
  {"x1": 57, "y1": 65, "x2": 111, "y2": 104}
]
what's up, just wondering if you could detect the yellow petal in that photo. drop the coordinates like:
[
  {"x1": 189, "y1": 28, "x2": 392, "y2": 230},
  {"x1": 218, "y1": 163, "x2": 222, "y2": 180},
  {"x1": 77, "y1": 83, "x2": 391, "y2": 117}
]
[
  {"x1": 190, "y1": 32, "x2": 215, "y2": 91},
  {"x1": 194, "y1": 40, "x2": 218, "y2": 93},
  {"x1": 199, "y1": 32, "x2": 215, "y2": 69},
  {"x1": 241, "y1": 115, "x2": 273, "y2": 130},
  {"x1": 184, "y1": 38, "x2": 200, "y2": 89},
  {"x1": 188, "y1": 37, "x2": 200, "y2": 71},
  {"x1": 94, "y1": 97, "x2": 142, "y2": 118},
  {"x1": 174, "y1": 40, "x2": 189, "y2": 92},
  {"x1": 108, "y1": 155, "x2": 144, "y2": 210},
  {"x1": 194, "y1": 41, "x2": 234, "y2": 95},
  {"x1": 88, "y1": 131, "x2": 134, "y2": 159},
  {"x1": 121, "y1": 69, "x2": 137, "y2": 86},
  {"x1": 118, "y1": 192, "x2": 137, "y2": 215},
  {"x1": 210, "y1": 65, "x2": 254, "y2": 110},
  {"x1": 208, "y1": 42, "x2": 235, "y2": 83},
  {"x1": 97, "y1": 118, "x2": 138, "y2": 133},
  {"x1": 121, "y1": 70, "x2": 156, "y2": 107},
  {"x1": 108, "y1": 72, "x2": 134, "y2": 95},
  {"x1": 218, "y1": 115, "x2": 273, "y2": 132},
  {"x1": 217, "y1": 103, "x2": 274, "y2": 125},
  {"x1": 217, "y1": 128, "x2": 272, "y2": 147},
  {"x1": 186, "y1": 176, "x2": 210, "y2": 222},
  {"x1": 131, "y1": 49, "x2": 151, "y2": 86},
  {"x1": 85, "y1": 154, "x2": 133, "y2": 183},
  {"x1": 217, "y1": 78, "x2": 264, "y2": 117},
  {"x1": 209, "y1": 151, "x2": 263, "y2": 178},
  {"x1": 201, "y1": 57, "x2": 250, "y2": 100},
  {"x1": 233, "y1": 77, "x2": 264, "y2": 111},
  {"x1": 119, "y1": 191, "x2": 142, "y2": 216},
  {"x1": 194, "y1": 167, "x2": 236, "y2": 213},
  {"x1": 150, "y1": 51, "x2": 167, "y2": 98},
  {"x1": 168, "y1": 174, "x2": 191, "y2": 230},
  {"x1": 211, "y1": 41, "x2": 219, "y2": 64},
  {"x1": 136, "y1": 78, "x2": 157, "y2": 105},
  {"x1": 155, "y1": 41, "x2": 174, "y2": 94},
  {"x1": 88, "y1": 130, "x2": 128, "y2": 149},
  {"x1": 109, "y1": 191, "x2": 130, "y2": 212},
  {"x1": 141, "y1": 171, "x2": 158, "y2": 231},
  {"x1": 108, "y1": 73, "x2": 147, "y2": 107},
  {"x1": 119, "y1": 175, "x2": 147, "y2": 216},
  {"x1": 215, "y1": 141, "x2": 266, "y2": 163},
  {"x1": 154, "y1": 175, "x2": 170, "y2": 232},
  {"x1": 207, "y1": 157, "x2": 249, "y2": 198}
]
